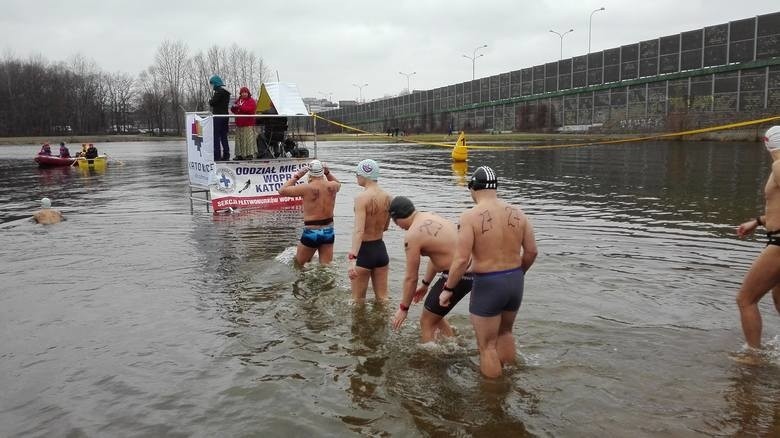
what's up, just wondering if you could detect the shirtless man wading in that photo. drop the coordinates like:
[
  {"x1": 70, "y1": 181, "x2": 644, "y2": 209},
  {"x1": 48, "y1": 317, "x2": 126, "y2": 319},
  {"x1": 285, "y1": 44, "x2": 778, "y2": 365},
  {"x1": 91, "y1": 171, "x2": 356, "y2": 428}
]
[
  {"x1": 32, "y1": 198, "x2": 64, "y2": 225},
  {"x1": 279, "y1": 160, "x2": 341, "y2": 266},
  {"x1": 389, "y1": 196, "x2": 473, "y2": 342},
  {"x1": 735, "y1": 125, "x2": 780, "y2": 349},
  {"x1": 440, "y1": 166, "x2": 538, "y2": 378},
  {"x1": 348, "y1": 159, "x2": 391, "y2": 302}
]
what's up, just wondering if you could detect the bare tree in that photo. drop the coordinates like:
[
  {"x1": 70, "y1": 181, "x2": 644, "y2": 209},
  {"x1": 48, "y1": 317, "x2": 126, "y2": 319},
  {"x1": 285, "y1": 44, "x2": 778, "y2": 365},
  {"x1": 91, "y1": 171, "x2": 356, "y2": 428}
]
[{"x1": 154, "y1": 40, "x2": 189, "y2": 135}]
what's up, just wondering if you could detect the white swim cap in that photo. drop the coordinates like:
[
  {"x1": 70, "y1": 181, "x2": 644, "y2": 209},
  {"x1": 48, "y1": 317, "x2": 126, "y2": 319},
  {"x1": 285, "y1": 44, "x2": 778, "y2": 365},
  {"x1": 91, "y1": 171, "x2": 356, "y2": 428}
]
[
  {"x1": 308, "y1": 159, "x2": 324, "y2": 177},
  {"x1": 41, "y1": 197, "x2": 51, "y2": 208},
  {"x1": 356, "y1": 159, "x2": 380, "y2": 181},
  {"x1": 764, "y1": 126, "x2": 780, "y2": 151}
]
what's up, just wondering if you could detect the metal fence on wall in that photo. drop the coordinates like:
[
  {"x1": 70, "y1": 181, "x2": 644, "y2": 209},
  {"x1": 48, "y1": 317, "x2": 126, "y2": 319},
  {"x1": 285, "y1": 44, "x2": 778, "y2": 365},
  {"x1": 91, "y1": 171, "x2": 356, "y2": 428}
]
[{"x1": 321, "y1": 12, "x2": 780, "y2": 134}]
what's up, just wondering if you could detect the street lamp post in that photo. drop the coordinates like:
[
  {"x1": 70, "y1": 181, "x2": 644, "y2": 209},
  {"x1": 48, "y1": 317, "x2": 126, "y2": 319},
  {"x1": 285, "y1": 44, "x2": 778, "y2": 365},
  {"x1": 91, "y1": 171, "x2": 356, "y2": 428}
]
[
  {"x1": 398, "y1": 71, "x2": 417, "y2": 94},
  {"x1": 588, "y1": 7, "x2": 605, "y2": 53},
  {"x1": 352, "y1": 83, "x2": 368, "y2": 103},
  {"x1": 549, "y1": 29, "x2": 574, "y2": 60},
  {"x1": 462, "y1": 44, "x2": 488, "y2": 81}
]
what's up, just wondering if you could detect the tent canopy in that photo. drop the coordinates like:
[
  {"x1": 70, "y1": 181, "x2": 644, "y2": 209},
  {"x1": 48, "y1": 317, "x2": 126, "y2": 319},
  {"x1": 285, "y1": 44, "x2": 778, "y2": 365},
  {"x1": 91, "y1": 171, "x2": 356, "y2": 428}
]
[{"x1": 255, "y1": 82, "x2": 309, "y2": 116}]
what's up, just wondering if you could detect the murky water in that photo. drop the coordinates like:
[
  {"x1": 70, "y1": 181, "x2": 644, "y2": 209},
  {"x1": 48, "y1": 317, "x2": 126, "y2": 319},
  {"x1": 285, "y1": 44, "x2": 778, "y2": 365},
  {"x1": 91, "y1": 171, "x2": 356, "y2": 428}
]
[{"x1": 1, "y1": 139, "x2": 778, "y2": 437}]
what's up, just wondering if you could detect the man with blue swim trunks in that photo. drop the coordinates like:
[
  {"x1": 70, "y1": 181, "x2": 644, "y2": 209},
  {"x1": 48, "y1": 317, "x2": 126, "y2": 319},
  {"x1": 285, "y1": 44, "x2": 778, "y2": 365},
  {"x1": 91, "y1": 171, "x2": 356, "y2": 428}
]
[
  {"x1": 440, "y1": 166, "x2": 538, "y2": 378},
  {"x1": 279, "y1": 159, "x2": 341, "y2": 266}
]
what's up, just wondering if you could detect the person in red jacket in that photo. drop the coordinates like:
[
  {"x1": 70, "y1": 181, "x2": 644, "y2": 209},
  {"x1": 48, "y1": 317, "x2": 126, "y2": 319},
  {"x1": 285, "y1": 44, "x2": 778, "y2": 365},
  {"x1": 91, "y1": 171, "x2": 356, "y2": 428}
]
[{"x1": 231, "y1": 86, "x2": 257, "y2": 160}]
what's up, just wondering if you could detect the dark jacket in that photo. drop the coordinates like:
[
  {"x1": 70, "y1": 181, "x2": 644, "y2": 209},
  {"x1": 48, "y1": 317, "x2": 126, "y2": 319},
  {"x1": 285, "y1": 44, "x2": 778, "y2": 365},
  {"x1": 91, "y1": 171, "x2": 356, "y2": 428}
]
[
  {"x1": 209, "y1": 87, "x2": 231, "y2": 115},
  {"x1": 85, "y1": 145, "x2": 98, "y2": 159}
]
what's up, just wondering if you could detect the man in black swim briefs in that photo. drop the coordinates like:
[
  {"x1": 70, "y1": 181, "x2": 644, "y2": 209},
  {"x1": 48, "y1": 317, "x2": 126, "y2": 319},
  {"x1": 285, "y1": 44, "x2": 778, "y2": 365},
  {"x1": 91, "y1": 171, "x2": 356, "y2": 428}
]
[
  {"x1": 279, "y1": 159, "x2": 341, "y2": 266},
  {"x1": 735, "y1": 126, "x2": 780, "y2": 349},
  {"x1": 348, "y1": 159, "x2": 392, "y2": 302},
  {"x1": 389, "y1": 196, "x2": 473, "y2": 342},
  {"x1": 440, "y1": 166, "x2": 538, "y2": 378}
]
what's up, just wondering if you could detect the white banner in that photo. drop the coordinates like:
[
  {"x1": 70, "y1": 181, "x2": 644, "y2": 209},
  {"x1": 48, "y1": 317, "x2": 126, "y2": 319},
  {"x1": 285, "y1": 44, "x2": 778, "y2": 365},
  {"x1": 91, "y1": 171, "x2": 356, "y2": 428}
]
[
  {"x1": 209, "y1": 160, "x2": 308, "y2": 211},
  {"x1": 185, "y1": 114, "x2": 215, "y2": 186}
]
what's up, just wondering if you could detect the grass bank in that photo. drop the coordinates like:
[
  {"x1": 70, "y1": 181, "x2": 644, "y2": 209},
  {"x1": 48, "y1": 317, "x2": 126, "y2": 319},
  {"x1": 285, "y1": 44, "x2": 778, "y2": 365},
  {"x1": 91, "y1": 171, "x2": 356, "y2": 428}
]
[{"x1": 0, "y1": 135, "x2": 184, "y2": 146}]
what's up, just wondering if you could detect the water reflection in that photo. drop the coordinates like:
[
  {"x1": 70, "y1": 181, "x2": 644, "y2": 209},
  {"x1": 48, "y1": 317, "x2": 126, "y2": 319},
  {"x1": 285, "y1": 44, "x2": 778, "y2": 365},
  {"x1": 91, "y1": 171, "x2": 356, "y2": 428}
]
[{"x1": 719, "y1": 364, "x2": 780, "y2": 436}]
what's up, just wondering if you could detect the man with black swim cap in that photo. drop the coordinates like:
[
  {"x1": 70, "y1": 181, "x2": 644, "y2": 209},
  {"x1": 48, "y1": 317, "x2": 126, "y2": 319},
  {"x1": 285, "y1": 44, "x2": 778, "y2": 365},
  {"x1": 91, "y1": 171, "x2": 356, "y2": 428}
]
[
  {"x1": 279, "y1": 159, "x2": 341, "y2": 266},
  {"x1": 440, "y1": 165, "x2": 538, "y2": 378},
  {"x1": 389, "y1": 196, "x2": 473, "y2": 342},
  {"x1": 735, "y1": 125, "x2": 780, "y2": 350}
]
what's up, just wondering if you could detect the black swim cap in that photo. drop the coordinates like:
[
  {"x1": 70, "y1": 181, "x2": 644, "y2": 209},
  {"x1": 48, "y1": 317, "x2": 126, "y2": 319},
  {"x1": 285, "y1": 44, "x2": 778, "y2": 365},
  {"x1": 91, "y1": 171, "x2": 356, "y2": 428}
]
[
  {"x1": 389, "y1": 196, "x2": 415, "y2": 219},
  {"x1": 468, "y1": 166, "x2": 498, "y2": 190}
]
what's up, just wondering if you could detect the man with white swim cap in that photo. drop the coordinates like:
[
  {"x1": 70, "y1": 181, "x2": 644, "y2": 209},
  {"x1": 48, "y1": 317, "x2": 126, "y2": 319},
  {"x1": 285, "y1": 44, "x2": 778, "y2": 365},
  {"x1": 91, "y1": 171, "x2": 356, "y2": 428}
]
[
  {"x1": 32, "y1": 197, "x2": 64, "y2": 225},
  {"x1": 440, "y1": 166, "x2": 538, "y2": 378},
  {"x1": 735, "y1": 125, "x2": 780, "y2": 349},
  {"x1": 279, "y1": 159, "x2": 341, "y2": 266},
  {"x1": 389, "y1": 195, "x2": 473, "y2": 342},
  {"x1": 348, "y1": 159, "x2": 391, "y2": 302}
]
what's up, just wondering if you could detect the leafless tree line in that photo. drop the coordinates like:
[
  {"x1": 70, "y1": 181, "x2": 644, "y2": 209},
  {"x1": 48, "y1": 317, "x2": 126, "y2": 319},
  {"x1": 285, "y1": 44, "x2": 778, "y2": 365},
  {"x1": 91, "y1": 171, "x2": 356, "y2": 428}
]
[{"x1": 0, "y1": 41, "x2": 268, "y2": 137}]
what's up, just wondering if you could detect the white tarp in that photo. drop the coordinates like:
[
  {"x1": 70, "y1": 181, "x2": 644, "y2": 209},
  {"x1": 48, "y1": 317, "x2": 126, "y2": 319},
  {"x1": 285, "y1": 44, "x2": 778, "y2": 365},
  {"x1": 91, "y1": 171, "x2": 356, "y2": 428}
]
[{"x1": 257, "y1": 82, "x2": 309, "y2": 116}]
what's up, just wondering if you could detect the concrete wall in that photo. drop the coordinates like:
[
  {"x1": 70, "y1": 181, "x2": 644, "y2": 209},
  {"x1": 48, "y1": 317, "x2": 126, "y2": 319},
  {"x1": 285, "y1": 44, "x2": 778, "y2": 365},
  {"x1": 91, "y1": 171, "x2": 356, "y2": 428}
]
[{"x1": 320, "y1": 12, "x2": 780, "y2": 134}]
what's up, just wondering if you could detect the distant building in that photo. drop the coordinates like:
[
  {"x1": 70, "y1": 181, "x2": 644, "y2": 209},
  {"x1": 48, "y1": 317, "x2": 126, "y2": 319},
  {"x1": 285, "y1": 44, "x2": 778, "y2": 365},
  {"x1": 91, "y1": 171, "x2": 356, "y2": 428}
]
[
  {"x1": 303, "y1": 97, "x2": 338, "y2": 113},
  {"x1": 338, "y1": 100, "x2": 358, "y2": 107}
]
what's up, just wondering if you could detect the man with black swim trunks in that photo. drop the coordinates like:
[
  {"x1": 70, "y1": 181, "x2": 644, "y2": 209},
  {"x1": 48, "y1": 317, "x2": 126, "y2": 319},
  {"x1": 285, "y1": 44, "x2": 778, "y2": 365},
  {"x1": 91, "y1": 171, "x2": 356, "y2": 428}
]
[
  {"x1": 348, "y1": 159, "x2": 391, "y2": 302},
  {"x1": 440, "y1": 166, "x2": 538, "y2": 378},
  {"x1": 735, "y1": 125, "x2": 780, "y2": 349},
  {"x1": 389, "y1": 196, "x2": 472, "y2": 342},
  {"x1": 279, "y1": 159, "x2": 341, "y2": 266}
]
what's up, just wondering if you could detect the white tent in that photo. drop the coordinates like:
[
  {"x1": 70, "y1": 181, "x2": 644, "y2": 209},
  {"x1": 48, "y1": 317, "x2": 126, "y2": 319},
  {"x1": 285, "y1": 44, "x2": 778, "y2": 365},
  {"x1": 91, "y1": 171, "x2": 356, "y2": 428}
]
[{"x1": 256, "y1": 82, "x2": 309, "y2": 116}]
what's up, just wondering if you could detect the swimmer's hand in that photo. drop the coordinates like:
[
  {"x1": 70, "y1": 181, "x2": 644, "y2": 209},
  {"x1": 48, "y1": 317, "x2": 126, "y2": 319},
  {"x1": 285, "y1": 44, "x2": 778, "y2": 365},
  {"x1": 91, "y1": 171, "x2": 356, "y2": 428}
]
[
  {"x1": 412, "y1": 284, "x2": 428, "y2": 304},
  {"x1": 392, "y1": 309, "x2": 407, "y2": 331},
  {"x1": 737, "y1": 219, "x2": 758, "y2": 238},
  {"x1": 348, "y1": 266, "x2": 358, "y2": 280},
  {"x1": 439, "y1": 290, "x2": 453, "y2": 308}
]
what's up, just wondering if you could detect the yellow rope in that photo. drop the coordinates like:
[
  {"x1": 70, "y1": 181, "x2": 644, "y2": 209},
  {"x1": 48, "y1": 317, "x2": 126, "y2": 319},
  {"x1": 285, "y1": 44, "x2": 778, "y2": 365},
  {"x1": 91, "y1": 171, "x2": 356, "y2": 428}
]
[{"x1": 313, "y1": 113, "x2": 780, "y2": 151}]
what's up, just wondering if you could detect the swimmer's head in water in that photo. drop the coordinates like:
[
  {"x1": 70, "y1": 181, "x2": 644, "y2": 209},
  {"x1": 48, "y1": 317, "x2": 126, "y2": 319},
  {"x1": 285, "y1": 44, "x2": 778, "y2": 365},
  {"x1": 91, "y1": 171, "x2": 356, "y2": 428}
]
[
  {"x1": 389, "y1": 196, "x2": 415, "y2": 219},
  {"x1": 308, "y1": 159, "x2": 324, "y2": 177},
  {"x1": 41, "y1": 197, "x2": 51, "y2": 209},
  {"x1": 468, "y1": 166, "x2": 498, "y2": 191},
  {"x1": 764, "y1": 126, "x2": 780, "y2": 152},
  {"x1": 356, "y1": 159, "x2": 379, "y2": 181}
]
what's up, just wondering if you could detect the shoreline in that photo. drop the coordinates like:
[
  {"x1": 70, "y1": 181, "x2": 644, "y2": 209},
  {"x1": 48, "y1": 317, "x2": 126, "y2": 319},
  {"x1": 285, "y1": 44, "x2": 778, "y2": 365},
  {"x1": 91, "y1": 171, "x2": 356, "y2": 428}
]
[{"x1": 0, "y1": 135, "x2": 184, "y2": 146}]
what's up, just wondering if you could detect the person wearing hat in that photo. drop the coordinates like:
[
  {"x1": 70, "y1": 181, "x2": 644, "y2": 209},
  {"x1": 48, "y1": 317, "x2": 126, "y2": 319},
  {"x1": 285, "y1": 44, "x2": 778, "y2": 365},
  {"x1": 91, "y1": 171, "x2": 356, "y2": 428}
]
[
  {"x1": 348, "y1": 159, "x2": 392, "y2": 302},
  {"x1": 32, "y1": 197, "x2": 64, "y2": 225},
  {"x1": 208, "y1": 74, "x2": 231, "y2": 161},
  {"x1": 278, "y1": 160, "x2": 341, "y2": 266},
  {"x1": 389, "y1": 196, "x2": 473, "y2": 342},
  {"x1": 230, "y1": 86, "x2": 257, "y2": 160},
  {"x1": 439, "y1": 166, "x2": 538, "y2": 378},
  {"x1": 58, "y1": 142, "x2": 70, "y2": 158},
  {"x1": 38, "y1": 143, "x2": 52, "y2": 156},
  {"x1": 735, "y1": 125, "x2": 780, "y2": 350}
]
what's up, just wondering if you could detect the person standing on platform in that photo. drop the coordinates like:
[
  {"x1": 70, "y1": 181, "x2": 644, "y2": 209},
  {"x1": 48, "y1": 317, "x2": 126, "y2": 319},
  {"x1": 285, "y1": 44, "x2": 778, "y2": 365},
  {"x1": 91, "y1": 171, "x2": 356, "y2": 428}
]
[
  {"x1": 231, "y1": 86, "x2": 257, "y2": 160},
  {"x1": 348, "y1": 159, "x2": 392, "y2": 302},
  {"x1": 279, "y1": 160, "x2": 341, "y2": 266},
  {"x1": 208, "y1": 75, "x2": 231, "y2": 161},
  {"x1": 440, "y1": 166, "x2": 538, "y2": 378},
  {"x1": 735, "y1": 125, "x2": 780, "y2": 350}
]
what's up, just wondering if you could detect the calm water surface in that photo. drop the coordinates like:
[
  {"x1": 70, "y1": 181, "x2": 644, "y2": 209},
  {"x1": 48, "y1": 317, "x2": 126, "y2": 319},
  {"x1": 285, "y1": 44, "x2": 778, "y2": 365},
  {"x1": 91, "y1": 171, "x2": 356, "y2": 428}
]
[{"x1": 1, "y1": 139, "x2": 778, "y2": 437}]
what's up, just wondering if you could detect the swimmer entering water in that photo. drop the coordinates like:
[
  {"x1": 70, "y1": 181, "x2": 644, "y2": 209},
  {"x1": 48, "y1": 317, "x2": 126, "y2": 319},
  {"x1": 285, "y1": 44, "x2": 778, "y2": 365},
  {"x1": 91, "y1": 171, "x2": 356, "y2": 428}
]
[
  {"x1": 279, "y1": 159, "x2": 341, "y2": 266},
  {"x1": 32, "y1": 198, "x2": 64, "y2": 225},
  {"x1": 389, "y1": 196, "x2": 473, "y2": 342},
  {"x1": 348, "y1": 159, "x2": 391, "y2": 302},
  {"x1": 735, "y1": 125, "x2": 780, "y2": 350},
  {"x1": 440, "y1": 166, "x2": 538, "y2": 378}
]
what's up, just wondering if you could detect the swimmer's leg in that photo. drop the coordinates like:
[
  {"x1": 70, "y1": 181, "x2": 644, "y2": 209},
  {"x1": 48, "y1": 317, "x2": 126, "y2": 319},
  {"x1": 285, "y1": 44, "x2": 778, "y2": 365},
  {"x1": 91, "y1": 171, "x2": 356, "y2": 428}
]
[
  {"x1": 317, "y1": 244, "x2": 334, "y2": 265},
  {"x1": 350, "y1": 266, "x2": 371, "y2": 302},
  {"x1": 370, "y1": 265, "x2": 389, "y2": 301},
  {"x1": 295, "y1": 243, "x2": 317, "y2": 266},
  {"x1": 419, "y1": 309, "x2": 452, "y2": 343},
  {"x1": 736, "y1": 246, "x2": 780, "y2": 348},
  {"x1": 497, "y1": 310, "x2": 518, "y2": 366},
  {"x1": 773, "y1": 284, "x2": 780, "y2": 315},
  {"x1": 470, "y1": 313, "x2": 502, "y2": 378}
]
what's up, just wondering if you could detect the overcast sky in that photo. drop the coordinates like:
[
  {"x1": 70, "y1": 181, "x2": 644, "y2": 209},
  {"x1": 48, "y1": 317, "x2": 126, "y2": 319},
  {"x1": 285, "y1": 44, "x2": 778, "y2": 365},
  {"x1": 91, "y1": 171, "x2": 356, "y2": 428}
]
[{"x1": 2, "y1": 1, "x2": 777, "y2": 103}]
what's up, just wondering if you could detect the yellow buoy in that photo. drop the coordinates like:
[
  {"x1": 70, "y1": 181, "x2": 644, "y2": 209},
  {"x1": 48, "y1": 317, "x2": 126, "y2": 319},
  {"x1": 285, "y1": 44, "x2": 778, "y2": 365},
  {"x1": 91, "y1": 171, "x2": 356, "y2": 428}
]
[
  {"x1": 451, "y1": 131, "x2": 468, "y2": 162},
  {"x1": 451, "y1": 161, "x2": 468, "y2": 186}
]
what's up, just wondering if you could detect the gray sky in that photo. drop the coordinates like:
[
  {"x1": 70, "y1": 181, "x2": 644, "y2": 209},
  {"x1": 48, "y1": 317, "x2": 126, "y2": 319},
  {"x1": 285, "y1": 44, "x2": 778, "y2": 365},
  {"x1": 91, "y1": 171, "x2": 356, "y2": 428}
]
[{"x1": 2, "y1": 1, "x2": 777, "y2": 103}]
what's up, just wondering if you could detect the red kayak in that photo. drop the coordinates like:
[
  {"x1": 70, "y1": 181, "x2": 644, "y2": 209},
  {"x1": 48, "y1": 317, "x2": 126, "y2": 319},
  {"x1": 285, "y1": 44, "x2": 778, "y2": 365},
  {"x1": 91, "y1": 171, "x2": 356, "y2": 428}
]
[{"x1": 34, "y1": 155, "x2": 76, "y2": 167}]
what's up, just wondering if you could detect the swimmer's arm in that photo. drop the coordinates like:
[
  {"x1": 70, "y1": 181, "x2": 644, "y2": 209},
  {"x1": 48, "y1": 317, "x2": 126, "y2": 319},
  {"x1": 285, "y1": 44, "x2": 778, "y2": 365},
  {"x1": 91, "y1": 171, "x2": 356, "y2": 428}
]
[
  {"x1": 773, "y1": 161, "x2": 780, "y2": 186},
  {"x1": 324, "y1": 165, "x2": 341, "y2": 188},
  {"x1": 278, "y1": 169, "x2": 308, "y2": 197},
  {"x1": 445, "y1": 214, "x2": 474, "y2": 289},
  {"x1": 350, "y1": 197, "x2": 367, "y2": 257},
  {"x1": 521, "y1": 221, "x2": 538, "y2": 272},
  {"x1": 401, "y1": 239, "x2": 422, "y2": 308}
]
